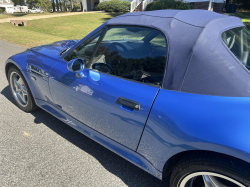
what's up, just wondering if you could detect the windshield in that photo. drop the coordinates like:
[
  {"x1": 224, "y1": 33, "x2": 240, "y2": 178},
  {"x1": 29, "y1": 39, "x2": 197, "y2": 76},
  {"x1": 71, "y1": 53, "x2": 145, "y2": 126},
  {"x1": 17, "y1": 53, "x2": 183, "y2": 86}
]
[
  {"x1": 103, "y1": 27, "x2": 151, "y2": 42},
  {"x1": 222, "y1": 27, "x2": 250, "y2": 71}
]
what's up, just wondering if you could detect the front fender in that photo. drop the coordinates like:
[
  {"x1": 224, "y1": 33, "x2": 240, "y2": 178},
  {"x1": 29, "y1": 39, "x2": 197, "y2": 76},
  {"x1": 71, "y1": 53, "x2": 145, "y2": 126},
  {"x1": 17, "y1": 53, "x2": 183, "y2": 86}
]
[
  {"x1": 5, "y1": 52, "x2": 28, "y2": 78},
  {"x1": 5, "y1": 52, "x2": 37, "y2": 104},
  {"x1": 137, "y1": 89, "x2": 250, "y2": 172},
  {"x1": 5, "y1": 57, "x2": 31, "y2": 88}
]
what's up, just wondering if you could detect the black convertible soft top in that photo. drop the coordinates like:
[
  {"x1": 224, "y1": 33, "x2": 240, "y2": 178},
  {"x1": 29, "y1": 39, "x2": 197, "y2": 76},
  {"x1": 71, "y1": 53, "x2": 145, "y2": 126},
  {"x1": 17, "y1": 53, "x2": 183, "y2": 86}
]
[{"x1": 107, "y1": 10, "x2": 249, "y2": 97}]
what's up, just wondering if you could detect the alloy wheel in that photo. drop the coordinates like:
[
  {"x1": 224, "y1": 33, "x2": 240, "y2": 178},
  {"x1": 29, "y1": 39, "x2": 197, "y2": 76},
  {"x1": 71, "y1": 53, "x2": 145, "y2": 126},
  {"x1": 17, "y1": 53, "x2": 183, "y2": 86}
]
[
  {"x1": 179, "y1": 172, "x2": 245, "y2": 187},
  {"x1": 10, "y1": 72, "x2": 28, "y2": 107}
]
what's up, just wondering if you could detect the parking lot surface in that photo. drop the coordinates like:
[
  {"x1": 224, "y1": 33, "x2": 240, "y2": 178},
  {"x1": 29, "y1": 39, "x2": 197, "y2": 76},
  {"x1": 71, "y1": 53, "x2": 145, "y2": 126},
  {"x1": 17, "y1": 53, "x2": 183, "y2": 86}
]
[{"x1": 0, "y1": 40, "x2": 164, "y2": 187}]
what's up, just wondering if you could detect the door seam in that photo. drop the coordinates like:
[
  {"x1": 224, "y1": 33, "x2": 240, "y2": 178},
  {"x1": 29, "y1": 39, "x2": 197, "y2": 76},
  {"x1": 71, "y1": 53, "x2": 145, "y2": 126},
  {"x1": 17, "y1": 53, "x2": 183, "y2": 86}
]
[{"x1": 136, "y1": 88, "x2": 161, "y2": 151}]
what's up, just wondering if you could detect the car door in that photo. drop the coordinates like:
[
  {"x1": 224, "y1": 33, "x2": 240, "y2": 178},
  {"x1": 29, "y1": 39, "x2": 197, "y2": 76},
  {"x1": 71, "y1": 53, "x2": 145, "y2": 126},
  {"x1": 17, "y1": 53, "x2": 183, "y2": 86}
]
[{"x1": 49, "y1": 26, "x2": 168, "y2": 150}]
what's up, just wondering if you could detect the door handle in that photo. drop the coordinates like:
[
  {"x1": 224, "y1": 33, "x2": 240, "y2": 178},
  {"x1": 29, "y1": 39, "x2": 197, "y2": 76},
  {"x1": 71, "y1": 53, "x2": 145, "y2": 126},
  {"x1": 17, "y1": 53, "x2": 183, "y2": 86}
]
[{"x1": 116, "y1": 97, "x2": 141, "y2": 111}]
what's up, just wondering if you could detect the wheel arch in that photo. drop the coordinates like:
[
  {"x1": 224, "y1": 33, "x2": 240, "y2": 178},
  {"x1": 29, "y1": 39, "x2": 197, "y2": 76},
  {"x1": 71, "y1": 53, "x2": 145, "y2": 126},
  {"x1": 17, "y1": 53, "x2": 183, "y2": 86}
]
[
  {"x1": 5, "y1": 60, "x2": 37, "y2": 105},
  {"x1": 5, "y1": 60, "x2": 22, "y2": 80},
  {"x1": 162, "y1": 150, "x2": 250, "y2": 179}
]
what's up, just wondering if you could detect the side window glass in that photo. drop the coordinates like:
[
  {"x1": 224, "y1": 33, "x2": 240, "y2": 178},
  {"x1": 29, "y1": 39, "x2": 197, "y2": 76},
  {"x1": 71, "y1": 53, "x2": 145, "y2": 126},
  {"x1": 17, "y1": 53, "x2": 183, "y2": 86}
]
[
  {"x1": 64, "y1": 30, "x2": 103, "y2": 65},
  {"x1": 222, "y1": 27, "x2": 250, "y2": 70},
  {"x1": 150, "y1": 34, "x2": 166, "y2": 47},
  {"x1": 91, "y1": 26, "x2": 167, "y2": 86}
]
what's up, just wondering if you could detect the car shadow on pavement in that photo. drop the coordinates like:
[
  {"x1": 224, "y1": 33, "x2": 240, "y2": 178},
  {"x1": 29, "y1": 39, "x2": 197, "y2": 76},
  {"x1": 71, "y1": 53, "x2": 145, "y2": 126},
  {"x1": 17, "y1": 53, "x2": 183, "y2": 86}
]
[{"x1": 1, "y1": 86, "x2": 168, "y2": 187}]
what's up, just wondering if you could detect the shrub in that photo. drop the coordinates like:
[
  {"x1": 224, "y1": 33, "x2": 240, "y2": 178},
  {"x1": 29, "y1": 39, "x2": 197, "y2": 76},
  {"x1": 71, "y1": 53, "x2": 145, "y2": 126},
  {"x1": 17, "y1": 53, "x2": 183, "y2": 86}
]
[
  {"x1": 97, "y1": 0, "x2": 130, "y2": 12},
  {"x1": 145, "y1": 0, "x2": 193, "y2": 11},
  {"x1": 0, "y1": 9, "x2": 2, "y2": 14},
  {"x1": 72, "y1": 4, "x2": 80, "y2": 11}
]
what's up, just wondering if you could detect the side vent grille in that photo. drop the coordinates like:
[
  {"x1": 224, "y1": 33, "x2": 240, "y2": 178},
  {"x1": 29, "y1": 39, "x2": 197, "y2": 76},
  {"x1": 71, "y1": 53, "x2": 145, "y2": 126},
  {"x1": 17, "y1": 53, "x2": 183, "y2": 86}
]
[{"x1": 28, "y1": 64, "x2": 48, "y2": 77}]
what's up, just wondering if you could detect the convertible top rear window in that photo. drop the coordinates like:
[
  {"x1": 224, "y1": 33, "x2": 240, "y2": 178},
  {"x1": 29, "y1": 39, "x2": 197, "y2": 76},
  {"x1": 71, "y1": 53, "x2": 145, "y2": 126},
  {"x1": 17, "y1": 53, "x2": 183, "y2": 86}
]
[{"x1": 222, "y1": 27, "x2": 250, "y2": 71}]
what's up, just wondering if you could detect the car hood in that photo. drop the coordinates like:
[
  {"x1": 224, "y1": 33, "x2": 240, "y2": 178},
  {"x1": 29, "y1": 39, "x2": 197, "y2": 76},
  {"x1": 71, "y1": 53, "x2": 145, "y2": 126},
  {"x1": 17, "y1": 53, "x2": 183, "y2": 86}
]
[{"x1": 29, "y1": 40, "x2": 79, "y2": 60}]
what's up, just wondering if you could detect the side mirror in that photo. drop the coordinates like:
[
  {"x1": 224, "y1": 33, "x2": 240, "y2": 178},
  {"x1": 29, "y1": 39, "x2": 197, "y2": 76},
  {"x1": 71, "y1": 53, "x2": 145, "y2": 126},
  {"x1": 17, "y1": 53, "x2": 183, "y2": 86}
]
[{"x1": 67, "y1": 58, "x2": 85, "y2": 79}]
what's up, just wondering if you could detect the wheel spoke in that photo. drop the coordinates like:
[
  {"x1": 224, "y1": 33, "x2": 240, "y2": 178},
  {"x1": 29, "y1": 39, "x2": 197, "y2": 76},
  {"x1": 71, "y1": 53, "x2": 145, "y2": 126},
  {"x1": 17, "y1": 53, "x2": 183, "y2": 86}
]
[
  {"x1": 202, "y1": 175, "x2": 214, "y2": 187},
  {"x1": 20, "y1": 92, "x2": 27, "y2": 104},
  {"x1": 16, "y1": 92, "x2": 22, "y2": 101},
  {"x1": 180, "y1": 172, "x2": 245, "y2": 187},
  {"x1": 17, "y1": 77, "x2": 24, "y2": 86},
  {"x1": 22, "y1": 86, "x2": 28, "y2": 96},
  {"x1": 202, "y1": 175, "x2": 223, "y2": 187},
  {"x1": 13, "y1": 78, "x2": 20, "y2": 90},
  {"x1": 21, "y1": 87, "x2": 28, "y2": 104}
]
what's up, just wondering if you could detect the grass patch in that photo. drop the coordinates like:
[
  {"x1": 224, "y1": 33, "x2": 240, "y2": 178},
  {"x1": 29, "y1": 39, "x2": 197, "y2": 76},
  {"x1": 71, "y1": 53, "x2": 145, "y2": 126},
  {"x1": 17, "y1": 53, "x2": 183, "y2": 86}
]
[
  {"x1": 244, "y1": 22, "x2": 250, "y2": 31},
  {"x1": 0, "y1": 14, "x2": 14, "y2": 19},
  {"x1": 1, "y1": 12, "x2": 250, "y2": 48},
  {"x1": 0, "y1": 23, "x2": 64, "y2": 47},
  {"x1": 230, "y1": 12, "x2": 250, "y2": 30},
  {"x1": 0, "y1": 13, "x2": 121, "y2": 47},
  {"x1": 0, "y1": 12, "x2": 51, "y2": 19},
  {"x1": 230, "y1": 12, "x2": 250, "y2": 22}
]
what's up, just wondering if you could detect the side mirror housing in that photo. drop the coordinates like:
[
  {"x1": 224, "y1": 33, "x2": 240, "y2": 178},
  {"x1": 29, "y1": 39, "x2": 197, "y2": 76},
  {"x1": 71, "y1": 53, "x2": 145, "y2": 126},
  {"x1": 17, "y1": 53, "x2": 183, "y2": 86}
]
[{"x1": 67, "y1": 58, "x2": 85, "y2": 79}]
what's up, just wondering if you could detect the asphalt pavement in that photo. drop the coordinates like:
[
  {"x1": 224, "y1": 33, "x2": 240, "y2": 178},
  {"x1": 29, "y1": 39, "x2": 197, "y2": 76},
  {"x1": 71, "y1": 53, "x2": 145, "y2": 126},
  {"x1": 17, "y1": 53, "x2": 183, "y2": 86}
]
[{"x1": 0, "y1": 39, "x2": 165, "y2": 187}]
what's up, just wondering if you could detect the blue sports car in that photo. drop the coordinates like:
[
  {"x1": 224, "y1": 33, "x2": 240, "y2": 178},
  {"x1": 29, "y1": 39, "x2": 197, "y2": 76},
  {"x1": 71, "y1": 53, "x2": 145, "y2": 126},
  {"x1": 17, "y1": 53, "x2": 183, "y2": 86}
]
[{"x1": 5, "y1": 9, "x2": 250, "y2": 187}]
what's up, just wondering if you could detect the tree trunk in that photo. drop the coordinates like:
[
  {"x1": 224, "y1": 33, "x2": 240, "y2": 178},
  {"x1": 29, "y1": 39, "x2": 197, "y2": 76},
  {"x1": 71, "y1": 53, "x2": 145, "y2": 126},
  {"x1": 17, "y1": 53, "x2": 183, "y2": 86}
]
[
  {"x1": 70, "y1": 0, "x2": 73, "y2": 11},
  {"x1": 80, "y1": 2, "x2": 83, "y2": 11},
  {"x1": 52, "y1": 0, "x2": 55, "y2": 12},
  {"x1": 56, "y1": 0, "x2": 59, "y2": 12},
  {"x1": 64, "y1": 0, "x2": 67, "y2": 11},
  {"x1": 59, "y1": 2, "x2": 62, "y2": 12}
]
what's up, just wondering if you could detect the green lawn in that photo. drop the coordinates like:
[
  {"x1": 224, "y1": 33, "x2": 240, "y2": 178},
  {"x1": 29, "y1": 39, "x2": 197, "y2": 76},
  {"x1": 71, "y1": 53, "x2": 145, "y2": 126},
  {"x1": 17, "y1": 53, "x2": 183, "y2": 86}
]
[
  {"x1": 229, "y1": 12, "x2": 250, "y2": 30},
  {"x1": 0, "y1": 13, "x2": 121, "y2": 47},
  {"x1": 0, "y1": 12, "x2": 249, "y2": 48},
  {"x1": 0, "y1": 12, "x2": 51, "y2": 19}
]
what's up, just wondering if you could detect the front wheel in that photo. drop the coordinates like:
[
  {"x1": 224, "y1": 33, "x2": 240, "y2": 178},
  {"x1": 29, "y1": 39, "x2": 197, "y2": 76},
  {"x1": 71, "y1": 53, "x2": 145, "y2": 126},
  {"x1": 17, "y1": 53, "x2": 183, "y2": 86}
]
[
  {"x1": 170, "y1": 153, "x2": 250, "y2": 187},
  {"x1": 8, "y1": 66, "x2": 37, "y2": 112}
]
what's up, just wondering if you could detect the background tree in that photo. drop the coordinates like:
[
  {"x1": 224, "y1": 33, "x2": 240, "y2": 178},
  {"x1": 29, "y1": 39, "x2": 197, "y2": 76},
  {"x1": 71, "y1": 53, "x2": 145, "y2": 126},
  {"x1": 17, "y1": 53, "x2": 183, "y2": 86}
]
[
  {"x1": 231, "y1": 0, "x2": 250, "y2": 10},
  {"x1": 26, "y1": 0, "x2": 38, "y2": 8},
  {"x1": 42, "y1": 0, "x2": 52, "y2": 12},
  {"x1": 63, "y1": 0, "x2": 68, "y2": 11},
  {"x1": 59, "y1": 1, "x2": 62, "y2": 11},
  {"x1": 70, "y1": 0, "x2": 73, "y2": 11},
  {"x1": 37, "y1": 0, "x2": 51, "y2": 12},
  {"x1": 51, "y1": 0, "x2": 56, "y2": 11},
  {"x1": 56, "y1": 0, "x2": 59, "y2": 11},
  {"x1": 11, "y1": 0, "x2": 25, "y2": 6},
  {"x1": 26, "y1": 0, "x2": 52, "y2": 11}
]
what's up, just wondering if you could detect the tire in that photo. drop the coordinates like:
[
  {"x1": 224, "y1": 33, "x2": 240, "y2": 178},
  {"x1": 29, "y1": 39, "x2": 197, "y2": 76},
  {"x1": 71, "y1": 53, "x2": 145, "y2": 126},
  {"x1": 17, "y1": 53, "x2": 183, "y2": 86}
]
[
  {"x1": 8, "y1": 66, "x2": 38, "y2": 112},
  {"x1": 170, "y1": 152, "x2": 250, "y2": 187}
]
